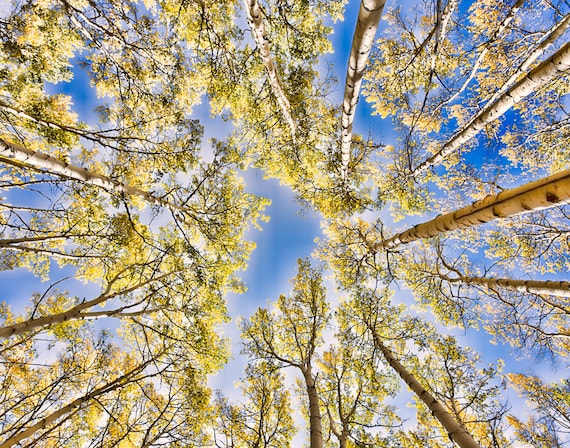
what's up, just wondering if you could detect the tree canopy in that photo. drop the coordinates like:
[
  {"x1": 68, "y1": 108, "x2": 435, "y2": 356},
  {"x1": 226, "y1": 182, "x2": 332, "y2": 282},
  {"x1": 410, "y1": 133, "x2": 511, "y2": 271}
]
[{"x1": 0, "y1": 0, "x2": 568, "y2": 446}]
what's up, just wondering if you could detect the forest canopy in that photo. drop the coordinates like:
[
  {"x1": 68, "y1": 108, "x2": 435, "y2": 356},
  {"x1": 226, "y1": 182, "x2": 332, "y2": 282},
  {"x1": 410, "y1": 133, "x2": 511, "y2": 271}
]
[{"x1": 0, "y1": 0, "x2": 569, "y2": 446}]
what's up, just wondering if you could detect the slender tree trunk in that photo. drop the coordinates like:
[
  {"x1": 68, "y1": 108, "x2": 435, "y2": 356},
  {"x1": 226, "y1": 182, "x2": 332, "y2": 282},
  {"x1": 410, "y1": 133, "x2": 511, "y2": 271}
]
[
  {"x1": 303, "y1": 365, "x2": 324, "y2": 448},
  {"x1": 484, "y1": 13, "x2": 570, "y2": 107},
  {"x1": 412, "y1": 41, "x2": 570, "y2": 177},
  {"x1": 0, "y1": 236, "x2": 69, "y2": 245},
  {"x1": 0, "y1": 139, "x2": 195, "y2": 214},
  {"x1": 443, "y1": 0, "x2": 524, "y2": 105},
  {"x1": 370, "y1": 331, "x2": 481, "y2": 448},
  {"x1": 0, "y1": 100, "x2": 109, "y2": 144},
  {"x1": 370, "y1": 168, "x2": 570, "y2": 251},
  {"x1": 0, "y1": 355, "x2": 161, "y2": 448},
  {"x1": 445, "y1": 275, "x2": 570, "y2": 298},
  {"x1": 243, "y1": 0, "x2": 296, "y2": 141},
  {"x1": 0, "y1": 244, "x2": 100, "y2": 260},
  {"x1": 0, "y1": 271, "x2": 176, "y2": 338},
  {"x1": 340, "y1": 0, "x2": 385, "y2": 180}
]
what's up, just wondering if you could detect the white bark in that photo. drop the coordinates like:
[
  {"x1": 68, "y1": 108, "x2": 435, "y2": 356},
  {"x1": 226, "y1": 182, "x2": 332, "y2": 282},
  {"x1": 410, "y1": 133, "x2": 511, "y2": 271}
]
[
  {"x1": 371, "y1": 168, "x2": 570, "y2": 251},
  {"x1": 444, "y1": 0, "x2": 525, "y2": 105},
  {"x1": 412, "y1": 41, "x2": 570, "y2": 177},
  {"x1": 448, "y1": 275, "x2": 570, "y2": 298},
  {"x1": 243, "y1": 0, "x2": 296, "y2": 141},
  {"x1": 0, "y1": 271, "x2": 176, "y2": 338},
  {"x1": 340, "y1": 0, "x2": 385, "y2": 180},
  {"x1": 371, "y1": 332, "x2": 481, "y2": 448},
  {"x1": 485, "y1": 13, "x2": 570, "y2": 106},
  {"x1": 0, "y1": 356, "x2": 160, "y2": 448},
  {"x1": 0, "y1": 139, "x2": 194, "y2": 213}
]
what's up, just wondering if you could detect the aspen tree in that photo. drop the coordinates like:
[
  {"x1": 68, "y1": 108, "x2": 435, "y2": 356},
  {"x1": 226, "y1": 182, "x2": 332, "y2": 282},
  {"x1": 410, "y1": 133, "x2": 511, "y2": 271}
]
[
  {"x1": 369, "y1": 169, "x2": 570, "y2": 251},
  {"x1": 341, "y1": 288, "x2": 507, "y2": 446},
  {"x1": 317, "y1": 343, "x2": 398, "y2": 446},
  {"x1": 411, "y1": 41, "x2": 570, "y2": 177},
  {"x1": 443, "y1": 0, "x2": 525, "y2": 106},
  {"x1": 436, "y1": 273, "x2": 570, "y2": 297},
  {"x1": 369, "y1": 333, "x2": 480, "y2": 447},
  {"x1": 484, "y1": 13, "x2": 570, "y2": 108},
  {"x1": 243, "y1": 0, "x2": 296, "y2": 141},
  {"x1": 214, "y1": 362, "x2": 296, "y2": 447},
  {"x1": 506, "y1": 374, "x2": 570, "y2": 446},
  {"x1": 340, "y1": 0, "x2": 385, "y2": 180},
  {"x1": 0, "y1": 352, "x2": 167, "y2": 448},
  {"x1": 240, "y1": 259, "x2": 328, "y2": 448},
  {"x1": 0, "y1": 139, "x2": 198, "y2": 214},
  {"x1": 0, "y1": 271, "x2": 177, "y2": 338}
]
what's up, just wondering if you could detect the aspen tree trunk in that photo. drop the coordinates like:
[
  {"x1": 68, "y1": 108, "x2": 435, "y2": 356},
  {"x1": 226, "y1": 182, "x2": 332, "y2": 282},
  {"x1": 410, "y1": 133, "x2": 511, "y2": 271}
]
[
  {"x1": 0, "y1": 236, "x2": 69, "y2": 245},
  {"x1": 484, "y1": 13, "x2": 570, "y2": 107},
  {"x1": 303, "y1": 365, "x2": 324, "y2": 448},
  {"x1": 243, "y1": 0, "x2": 296, "y2": 141},
  {"x1": 445, "y1": 275, "x2": 570, "y2": 298},
  {"x1": 0, "y1": 244, "x2": 99, "y2": 260},
  {"x1": 370, "y1": 331, "x2": 481, "y2": 448},
  {"x1": 444, "y1": 0, "x2": 524, "y2": 105},
  {"x1": 370, "y1": 168, "x2": 570, "y2": 251},
  {"x1": 340, "y1": 0, "x2": 385, "y2": 180},
  {"x1": 0, "y1": 356, "x2": 160, "y2": 448},
  {"x1": 0, "y1": 139, "x2": 194, "y2": 214},
  {"x1": 0, "y1": 271, "x2": 175, "y2": 338},
  {"x1": 429, "y1": 0, "x2": 457, "y2": 74},
  {"x1": 412, "y1": 41, "x2": 570, "y2": 177}
]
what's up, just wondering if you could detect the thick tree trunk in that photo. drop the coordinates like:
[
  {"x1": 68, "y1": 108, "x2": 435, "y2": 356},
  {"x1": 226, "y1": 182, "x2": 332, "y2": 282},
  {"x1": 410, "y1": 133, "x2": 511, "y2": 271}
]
[
  {"x1": 0, "y1": 271, "x2": 175, "y2": 338},
  {"x1": 340, "y1": 0, "x2": 385, "y2": 180},
  {"x1": 371, "y1": 331, "x2": 481, "y2": 448},
  {"x1": 243, "y1": 0, "x2": 296, "y2": 141},
  {"x1": 303, "y1": 366, "x2": 324, "y2": 448},
  {"x1": 446, "y1": 275, "x2": 570, "y2": 298},
  {"x1": 0, "y1": 139, "x2": 194, "y2": 214},
  {"x1": 370, "y1": 168, "x2": 570, "y2": 251},
  {"x1": 412, "y1": 41, "x2": 570, "y2": 177}
]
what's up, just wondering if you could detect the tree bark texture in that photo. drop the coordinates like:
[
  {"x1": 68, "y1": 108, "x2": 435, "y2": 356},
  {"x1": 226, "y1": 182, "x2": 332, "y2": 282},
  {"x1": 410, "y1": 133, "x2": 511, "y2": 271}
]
[
  {"x1": 447, "y1": 275, "x2": 570, "y2": 298},
  {"x1": 243, "y1": 0, "x2": 296, "y2": 141},
  {"x1": 371, "y1": 168, "x2": 570, "y2": 251},
  {"x1": 340, "y1": 0, "x2": 386, "y2": 180},
  {"x1": 0, "y1": 139, "x2": 194, "y2": 213},
  {"x1": 371, "y1": 331, "x2": 481, "y2": 448},
  {"x1": 303, "y1": 367, "x2": 324, "y2": 448}
]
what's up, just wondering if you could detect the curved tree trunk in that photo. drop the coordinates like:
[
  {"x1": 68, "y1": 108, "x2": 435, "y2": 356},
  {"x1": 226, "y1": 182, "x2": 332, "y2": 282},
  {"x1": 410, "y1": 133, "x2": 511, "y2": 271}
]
[
  {"x1": 243, "y1": 0, "x2": 296, "y2": 142},
  {"x1": 0, "y1": 139, "x2": 195, "y2": 214},
  {"x1": 340, "y1": 0, "x2": 385, "y2": 180},
  {"x1": 412, "y1": 41, "x2": 570, "y2": 177},
  {"x1": 370, "y1": 331, "x2": 481, "y2": 448},
  {"x1": 370, "y1": 168, "x2": 570, "y2": 251}
]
